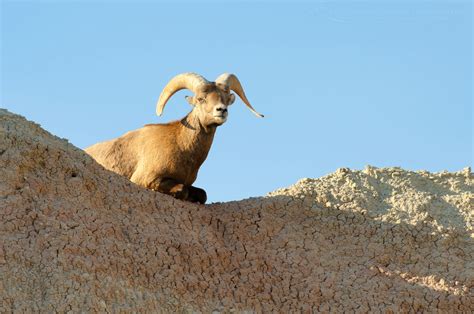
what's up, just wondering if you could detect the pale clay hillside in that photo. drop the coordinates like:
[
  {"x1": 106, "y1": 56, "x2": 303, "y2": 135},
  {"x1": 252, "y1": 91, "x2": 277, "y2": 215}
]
[{"x1": 1, "y1": 109, "x2": 473, "y2": 312}]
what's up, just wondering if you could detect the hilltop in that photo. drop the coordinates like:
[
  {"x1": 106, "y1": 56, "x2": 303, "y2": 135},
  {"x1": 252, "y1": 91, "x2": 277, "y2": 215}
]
[{"x1": 0, "y1": 109, "x2": 472, "y2": 312}]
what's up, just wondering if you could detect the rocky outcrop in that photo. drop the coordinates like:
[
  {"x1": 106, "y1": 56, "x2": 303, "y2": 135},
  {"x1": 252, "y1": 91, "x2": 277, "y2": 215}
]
[{"x1": 0, "y1": 109, "x2": 472, "y2": 312}]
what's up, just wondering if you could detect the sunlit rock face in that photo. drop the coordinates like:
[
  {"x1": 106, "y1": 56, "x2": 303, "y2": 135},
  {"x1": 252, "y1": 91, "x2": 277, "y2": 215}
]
[{"x1": 1, "y1": 109, "x2": 472, "y2": 312}]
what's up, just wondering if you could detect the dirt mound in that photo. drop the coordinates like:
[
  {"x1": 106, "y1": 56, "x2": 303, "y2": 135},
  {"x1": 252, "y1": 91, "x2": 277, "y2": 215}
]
[{"x1": 1, "y1": 109, "x2": 473, "y2": 312}]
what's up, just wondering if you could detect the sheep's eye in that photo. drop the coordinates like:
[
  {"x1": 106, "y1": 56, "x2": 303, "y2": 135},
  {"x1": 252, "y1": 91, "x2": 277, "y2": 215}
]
[{"x1": 197, "y1": 98, "x2": 205, "y2": 103}]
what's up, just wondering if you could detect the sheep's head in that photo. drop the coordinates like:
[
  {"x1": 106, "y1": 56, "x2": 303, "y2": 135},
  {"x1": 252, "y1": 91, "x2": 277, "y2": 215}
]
[
  {"x1": 184, "y1": 83, "x2": 235, "y2": 126},
  {"x1": 156, "y1": 72, "x2": 263, "y2": 128}
]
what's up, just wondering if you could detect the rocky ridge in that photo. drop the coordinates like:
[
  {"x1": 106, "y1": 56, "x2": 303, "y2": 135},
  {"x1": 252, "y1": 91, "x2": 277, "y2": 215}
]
[{"x1": 0, "y1": 109, "x2": 472, "y2": 312}]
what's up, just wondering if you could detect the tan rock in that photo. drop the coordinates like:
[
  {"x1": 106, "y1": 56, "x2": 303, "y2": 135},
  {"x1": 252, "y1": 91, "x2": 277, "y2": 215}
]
[{"x1": 0, "y1": 109, "x2": 473, "y2": 312}]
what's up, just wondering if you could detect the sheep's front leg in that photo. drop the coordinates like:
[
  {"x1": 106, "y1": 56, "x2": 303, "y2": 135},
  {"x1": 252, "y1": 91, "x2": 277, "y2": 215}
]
[
  {"x1": 154, "y1": 178, "x2": 189, "y2": 201},
  {"x1": 186, "y1": 186, "x2": 207, "y2": 204},
  {"x1": 147, "y1": 178, "x2": 206, "y2": 204}
]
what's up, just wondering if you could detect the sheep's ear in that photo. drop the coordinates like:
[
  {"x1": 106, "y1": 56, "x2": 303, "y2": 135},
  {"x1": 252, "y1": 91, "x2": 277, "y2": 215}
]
[
  {"x1": 228, "y1": 93, "x2": 236, "y2": 105},
  {"x1": 185, "y1": 96, "x2": 196, "y2": 106}
]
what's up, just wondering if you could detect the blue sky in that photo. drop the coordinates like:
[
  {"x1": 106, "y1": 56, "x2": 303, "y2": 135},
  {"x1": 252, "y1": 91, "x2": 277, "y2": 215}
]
[{"x1": 1, "y1": 1, "x2": 472, "y2": 202}]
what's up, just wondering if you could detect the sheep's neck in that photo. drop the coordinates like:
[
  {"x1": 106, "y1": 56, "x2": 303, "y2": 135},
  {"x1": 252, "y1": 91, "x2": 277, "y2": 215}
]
[{"x1": 178, "y1": 111, "x2": 216, "y2": 162}]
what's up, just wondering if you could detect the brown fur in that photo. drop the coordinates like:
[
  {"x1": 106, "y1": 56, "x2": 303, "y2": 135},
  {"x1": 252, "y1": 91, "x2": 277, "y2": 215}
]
[{"x1": 85, "y1": 84, "x2": 234, "y2": 203}]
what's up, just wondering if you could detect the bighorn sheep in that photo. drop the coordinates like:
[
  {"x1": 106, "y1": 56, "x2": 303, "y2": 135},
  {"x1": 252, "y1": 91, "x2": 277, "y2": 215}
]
[{"x1": 85, "y1": 72, "x2": 263, "y2": 204}]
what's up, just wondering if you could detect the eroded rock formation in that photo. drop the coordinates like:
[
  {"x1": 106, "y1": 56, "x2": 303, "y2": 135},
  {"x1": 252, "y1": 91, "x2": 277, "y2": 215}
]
[{"x1": 1, "y1": 109, "x2": 472, "y2": 312}]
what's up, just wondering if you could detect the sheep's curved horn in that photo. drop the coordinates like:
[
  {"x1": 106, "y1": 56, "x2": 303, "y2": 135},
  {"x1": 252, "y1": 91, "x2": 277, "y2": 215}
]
[
  {"x1": 156, "y1": 72, "x2": 209, "y2": 116},
  {"x1": 215, "y1": 73, "x2": 264, "y2": 118}
]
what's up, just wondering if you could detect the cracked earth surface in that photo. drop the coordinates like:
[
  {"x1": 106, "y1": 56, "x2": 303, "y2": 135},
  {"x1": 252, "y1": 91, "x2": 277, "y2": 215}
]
[{"x1": 1, "y1": 109, "x2": 473, "y2": 312}]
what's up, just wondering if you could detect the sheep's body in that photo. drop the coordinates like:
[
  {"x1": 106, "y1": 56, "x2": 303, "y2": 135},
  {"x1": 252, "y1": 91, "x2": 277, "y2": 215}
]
[
  {"x1": 86, "y1": 111, "x2": 215, "y2": 200},
  {"x1": 86, "y1": 72, "x2": 262, "y2": 203}
]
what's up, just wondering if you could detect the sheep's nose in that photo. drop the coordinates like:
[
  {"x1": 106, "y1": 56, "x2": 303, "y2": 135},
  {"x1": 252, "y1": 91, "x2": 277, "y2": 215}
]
[{"x1": 216, "y1": 107, "x2": 227, "y2": 113}]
